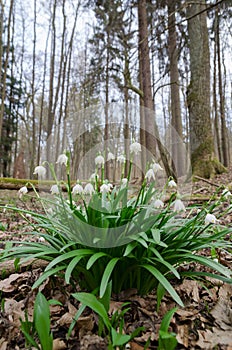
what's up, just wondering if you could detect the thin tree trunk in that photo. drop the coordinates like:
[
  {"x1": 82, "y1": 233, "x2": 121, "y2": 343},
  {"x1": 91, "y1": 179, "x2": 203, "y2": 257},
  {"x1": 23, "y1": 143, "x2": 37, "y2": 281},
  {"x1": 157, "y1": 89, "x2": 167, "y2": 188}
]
[
  {"x1": 213, "y1": 11, "x2": 221, "y2": 162},
  {"x1": 216, "y1": 9, "x2": 229, "y2": 167},
  {"x1": 30, "y1": 0, "x2": 37, "y2": 178},
  {"x1": 167, "y1": 0, "x2": 184, "y2": 177},
  {"x1": 138, "y1": 0, "x2": 176, "y2": 179},
  {"x1": 47, "y1": 0, "x2": 57, "y2": 165}
]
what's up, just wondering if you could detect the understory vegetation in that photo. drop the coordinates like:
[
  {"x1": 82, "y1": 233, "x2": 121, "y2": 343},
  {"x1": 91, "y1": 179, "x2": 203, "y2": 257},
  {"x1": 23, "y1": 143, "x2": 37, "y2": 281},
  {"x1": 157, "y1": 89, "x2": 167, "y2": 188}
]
[{"x1": 0, "y1": 149, "x2": 232, "y2": 349}]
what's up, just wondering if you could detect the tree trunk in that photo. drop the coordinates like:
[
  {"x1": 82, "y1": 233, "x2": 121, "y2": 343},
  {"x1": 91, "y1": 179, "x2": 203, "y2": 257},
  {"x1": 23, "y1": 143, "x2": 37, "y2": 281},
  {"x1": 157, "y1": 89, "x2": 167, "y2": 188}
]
[
  {"x1": 186, "y1": 0, "x2": 225, "y2": 178},
  {"x1": 167, "y1": 0, "x2": 184, "y2": 177},
  {"x1": 216, "y1": 8, "x2": 229, "y2": 167},
  {"x1": 138, "y1": 0, "x2": 176, "y2": 180}
]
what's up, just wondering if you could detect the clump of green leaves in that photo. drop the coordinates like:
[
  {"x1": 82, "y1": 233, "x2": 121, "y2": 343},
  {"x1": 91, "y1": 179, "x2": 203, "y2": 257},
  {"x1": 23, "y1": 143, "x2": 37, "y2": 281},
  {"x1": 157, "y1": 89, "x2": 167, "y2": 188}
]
[
  {"x1": 1, "y1": 151, "x2": 232, "y2": 307},
  {"x1": 20, "y1": 292, "x2": 54, "y2": 350},
  {"x1": 72, "y1": 282, "x2": 144, "y2": 349}
]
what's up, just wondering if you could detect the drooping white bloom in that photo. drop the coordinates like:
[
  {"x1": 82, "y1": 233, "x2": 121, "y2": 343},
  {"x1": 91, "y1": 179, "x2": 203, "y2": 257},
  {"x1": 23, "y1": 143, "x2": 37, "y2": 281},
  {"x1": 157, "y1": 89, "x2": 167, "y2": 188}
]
[
  {"x1": 107, "y1": 152, "x2": 115, "y2": 161},
  {"x1": 90, "y1": 173, "x2": 99, "y2": 182},
  {"x1": 205, "y1": 213, "x2": 217, "y2": 224},
  {"x1": 56, "y1": 154, "x2": 68, "y2": 166},
  {"x1": 84, "y1": 183, "x2": 95, "y2": 195},
  {"x1": 222, "y1": 188, "x2": 232, "y2": 199},
  {"x1": 117, "y1": 154, "x2": 126, "y2": 164},
  {"x1": 38, "y1": 236, "x2": 46, "y2": 243},
  {"x1": 72, "y1": 183, "x2": 84, "y2": 195},
  {"x1": 168, "y1": 179, "x2": 177, "y2": 188},
  {"x1": 47, "y1": 208, "x2": 53, "y2": 215},
  {"x1": 33, "y1": 165, "x2": 46, "y2": 178},
  {"x1": 50, "y1": 184, "x2": 59, "y2": 195},
  {"x1": 173, "y1": 199, "x2": 186, "y2": 212},
  {"x1": 153, "y1": 199, "x2": 164, "y2": 209},
  {"x1": 95, "y1": 155, "x2": 105, "y2": 166},
  {"x1": 130, "y1": 142, "x2": 141, "y2": 155},
  {"x1": 100, "y1": 183, "x2": 113, "y2": 193},
  {"x1": 152, "y1": 162, "x2": 163, "y2": 173},
  {"x1": 18, "y1": 186, "x2": 28, "y2": 198},
  {"x1": 145, "y1": 168, "x2": 155, "y2": 181},
  {"x1": 121, "y1": 178, "x2": 128, "y2": 188}
]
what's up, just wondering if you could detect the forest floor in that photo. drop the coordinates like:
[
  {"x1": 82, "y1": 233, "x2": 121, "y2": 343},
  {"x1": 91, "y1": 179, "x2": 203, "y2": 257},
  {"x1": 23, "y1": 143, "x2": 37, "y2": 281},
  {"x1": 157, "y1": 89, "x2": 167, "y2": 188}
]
[{"x1": 0, "y1": 170, "x2": 232, "y2": 350}]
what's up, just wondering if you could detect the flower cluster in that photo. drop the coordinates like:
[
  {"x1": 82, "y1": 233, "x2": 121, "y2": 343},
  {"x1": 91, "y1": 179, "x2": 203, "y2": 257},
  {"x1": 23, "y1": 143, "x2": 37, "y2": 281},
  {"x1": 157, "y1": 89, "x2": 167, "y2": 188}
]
[{"x1": 17, "y1": 144, "x2": 226, "y2": 227}]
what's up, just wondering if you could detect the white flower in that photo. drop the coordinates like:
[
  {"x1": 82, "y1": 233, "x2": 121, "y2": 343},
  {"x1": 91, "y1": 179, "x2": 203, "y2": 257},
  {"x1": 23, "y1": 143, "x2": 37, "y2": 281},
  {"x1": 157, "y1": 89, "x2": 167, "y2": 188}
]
[
  {"x1": 107, "y1": 152, "x2": 115, "y2": 161},
  {"x1": 130, "y1": 142, "x2": 141, "y2": 155},
  {"x1": 33, "y1": 165, "x2": 46, "y2": 178},
  {"x1": 47, "y1": 208, "x2": 53, "y2": 215},
  {"x1": 222, "y1": 188, "x2": 232, "y2": 199},
  {"x1": 145, "y1": 168, "x2": 155, "y2": 181},
  {"x1": 95, "y1": 155, "x2": 105, "y2": 166},
  {"x1": 121, "y1": 178, "x2": 128, "y2": 188},
  {"x1": 100, "y1": 183, "x2": 113, "y2": 193},
  {"x1": 173, "y1": 199, "x2": 186, "y2": 212},
  {"x1": 168, "y1": 179, "x2": 177, "y2": 188},
  {"x1": 38, "y1": 237, "x2": 45, "y2": 243},
  {"x1": 50, "y1": 184, "x2": 59, "y2": 195},
  {"x1": 90, "y1": 173, "x2": 99, "y2": 181},
  {"x1": 205, "y1": 213, "x2": 217, "y2": 224},
  {"x1": 56, "y1": 154, "x2": 68, "y2": 166},
  {"x1": 117, "y1": 154, "x2": 126, "y2": 164},
  {"x1": 153, "y1": 199, "x2": 164, "y2": 209},
  {"x1": 18, "y1": 186, "x2": 28, "y2": 199},
  {"x1": 72, "y1": 184, "x2": 84, "y2": 195},
  {"x1": 84, "y1": 183, "x2": 95, "y2": 195},
  {"x1": 152, "y1": 162, "x2": 163, "y2": 173}
]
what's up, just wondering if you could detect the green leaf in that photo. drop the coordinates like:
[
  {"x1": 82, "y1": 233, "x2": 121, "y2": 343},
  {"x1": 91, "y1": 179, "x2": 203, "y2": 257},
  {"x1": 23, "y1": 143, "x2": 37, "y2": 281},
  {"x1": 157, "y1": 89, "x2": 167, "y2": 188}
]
[
  {"x1": 86, "y1": 252, "x2": 108, "y2": 270},
  {"x1": 72, "y1": 292, "x2": 111, "y2": 330},
  {"x1": 158, "y1": 330, "x2": 178, "y2": 350},
  {"x1": 100, "y1": 258, "x2": 120, "y2": 298},
  {"x1": 100, "y1": 281, "x2": 112, "y2": 313},
  {"x1": 142, "y1": 265, "x2": 184, "y2": 307},
  {"x1": 111, "y1": 327, "x2": 131, "y2": 346},
  {"x1": 160, "y1": 307, "x2": 177, "y2": 333},
  {"x1": 44, "y1": 249, "x2": 93, "y2": 271},
  {"x1": 32, "y1": 265, "x2": 65, "y2": 289},
  {"x1": 65, "y1": 255, "x2": 84, "y2": 284},
  {"x1": 157, "y1": 283, "x2": 166, "y2": 312},
  {"x1": 34, "y1": 292, "x2": 53, "y2": 350}
]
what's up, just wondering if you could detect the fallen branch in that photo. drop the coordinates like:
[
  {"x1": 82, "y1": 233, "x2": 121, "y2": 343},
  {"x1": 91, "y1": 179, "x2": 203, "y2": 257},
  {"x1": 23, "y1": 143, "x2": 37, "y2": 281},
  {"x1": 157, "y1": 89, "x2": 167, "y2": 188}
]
[
  {"x1": 193, "y1": 175, "x2": 220, "y2": 188},
  {"x1": 0, "y1": 258, "x2": 48, "y2": 278}
]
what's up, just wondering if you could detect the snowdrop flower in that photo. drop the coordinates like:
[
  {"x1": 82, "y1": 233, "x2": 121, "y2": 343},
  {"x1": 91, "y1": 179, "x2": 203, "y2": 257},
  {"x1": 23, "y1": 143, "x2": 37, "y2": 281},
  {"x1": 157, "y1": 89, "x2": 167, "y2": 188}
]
[
  {"x1": 100, "y1": 183, "x2": 113, "y2": 193},
  {"x1": 50, "y1": 184, "x2": 59, "y2": 195},
  {"x1": 56, "y1": 154, "x2": 68, "y2": 166},
  {"x1": 117, "y1": 154, "x2": 126, "y2": 164},
  {"x1": 107, "y1": 152, "x2": 115, "y2": 161},
  {"x1": 205, "y1": 213, "x2": 217, "y2": 224},
  {"x1": 18, "y1": 186, "x2": 28, "y2": 199},
  {"x1": 152, "y1": 162, "x2": 163, "y2": 173},
  {"x1": 33, "y1": 165, "x2": 46, "y2": 178},
  {"x1": 130, "y1": 142, "x2": 141, "y2": 155},
  {"x1": 38, "y1": 237, "x2": 45, "y2": 243},
  {"x1": 47, "y1": 208, "x2": 53, "y2": 215},
  {"x1": 121, "y1": 178, "x2": 128, "y2": 188},
  {"x1": 90, "y1": 173, "x2": 99, "y2": 182},
  {"x1": 222, "y1": 188, "x2": 232, "y2": 199},
  {"x1": 95, "y1": 155, "x2": 105, "y2": 166},
  {"x1": 168, "y1": 179, "x2": 177, "y2": 188},
  {"x1": 145, "y1": 168, "x2": 155, "y2": 181},
  {"x1": 72, "y1": 183, "x2": 84, "y2": 195},
  {"x1": 173, "y1": 199, "x2": 186, "y2": 212},
  {"x1": 84, "y1": 183, "x2": 95, "y2": 195},
  {"x1": 153, "y1": 199, "x2": 164, "y2": 209}
]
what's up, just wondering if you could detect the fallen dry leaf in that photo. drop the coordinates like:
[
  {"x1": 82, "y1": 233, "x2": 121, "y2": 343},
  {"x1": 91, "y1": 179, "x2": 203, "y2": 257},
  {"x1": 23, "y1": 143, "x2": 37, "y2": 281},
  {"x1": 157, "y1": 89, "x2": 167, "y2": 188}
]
[{"x1": 53, "y1": 338, "x2": 66, "y2": 350}]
